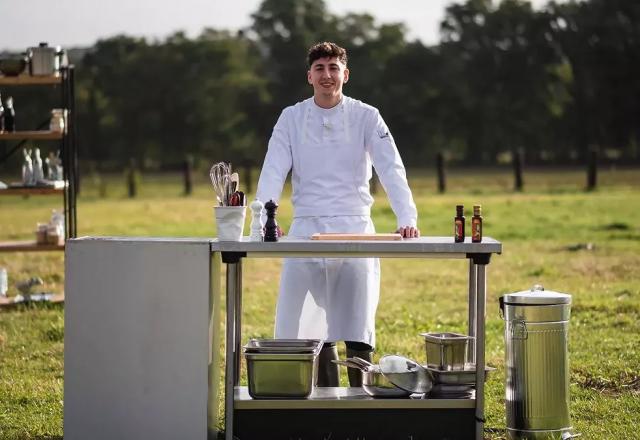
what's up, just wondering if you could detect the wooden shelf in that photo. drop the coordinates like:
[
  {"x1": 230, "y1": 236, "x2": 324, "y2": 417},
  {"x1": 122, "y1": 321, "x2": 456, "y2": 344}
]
[
  {"x1": 0, "y1": 75, "x2": 62, "y2": 85},
  {"x1": 0, "y1": 185, "x2": 66, "y2": 196},
  {"x1": 0, "y1": 240, "x2": 64, "y2": 252},
  {"x1": 0, "y1": 292, "x2": 65, "y2": 308},
  {"x1": 0, "y1": 130, "x2": 63, "y2": 140}
]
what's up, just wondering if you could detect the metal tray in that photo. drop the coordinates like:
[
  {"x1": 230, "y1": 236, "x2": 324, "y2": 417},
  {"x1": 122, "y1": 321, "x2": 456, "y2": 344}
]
[
  {"x1": 426, "y1": 365, "x2": 496, "y2": 385},
  {"x1": 243, "y1": 338, "x2": 323, "y2": 354}
]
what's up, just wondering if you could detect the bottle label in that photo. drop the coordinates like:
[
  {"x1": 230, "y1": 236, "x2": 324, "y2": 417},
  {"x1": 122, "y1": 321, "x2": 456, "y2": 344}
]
[
  {"x1": 472, "y1": 220, "x2": 482, "y2": 242},
  {"x1": 455, "y1": 219, "x2": 464, "y2": 241}
]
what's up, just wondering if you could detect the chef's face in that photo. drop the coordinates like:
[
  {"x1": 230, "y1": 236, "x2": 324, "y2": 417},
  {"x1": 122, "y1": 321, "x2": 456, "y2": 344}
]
[{"x1": 307, "y1": 56, "x2": 349, "y2": 101}]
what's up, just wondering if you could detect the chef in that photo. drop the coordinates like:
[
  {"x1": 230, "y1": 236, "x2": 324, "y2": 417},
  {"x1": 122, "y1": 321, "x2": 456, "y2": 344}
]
[{"x1": 256, "y1": 41, "x2": 419, "y2": 387}]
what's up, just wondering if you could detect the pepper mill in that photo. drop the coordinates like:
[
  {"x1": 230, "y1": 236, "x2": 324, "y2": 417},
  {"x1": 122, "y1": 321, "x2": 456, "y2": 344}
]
[
  {"x1": 264, "y1": 199, "x2": 279, "y2": 242},
  {"x1": 249, "y1": 199, "x2": 264, "y2": 242}
]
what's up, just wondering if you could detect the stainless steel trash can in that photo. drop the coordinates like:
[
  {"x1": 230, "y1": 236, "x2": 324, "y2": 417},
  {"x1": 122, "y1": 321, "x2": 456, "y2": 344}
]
[{"x1": 500, "y1": 285, "x2": 577, "y2": 440}]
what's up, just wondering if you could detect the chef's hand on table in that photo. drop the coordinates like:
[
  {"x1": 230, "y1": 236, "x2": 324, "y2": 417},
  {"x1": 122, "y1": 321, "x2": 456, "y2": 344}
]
[{"x1": 396, "y1": 226, "x2": 420, "y2": 238}]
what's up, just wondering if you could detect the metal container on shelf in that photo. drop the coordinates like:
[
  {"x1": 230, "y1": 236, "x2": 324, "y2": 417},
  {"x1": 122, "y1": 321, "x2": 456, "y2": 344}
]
[
  {"x1": 243, "y1": 339, "x2": 322, "y2": 399},
  {"x1": 28, "y1": 42, "x2": 62, "y2": 76},
  {"x1": 420, "y1": 332, "x2": 474, "y2": 371},
  {"x1": 500, "y1": 285, "x2": 578, "y2": 439}
]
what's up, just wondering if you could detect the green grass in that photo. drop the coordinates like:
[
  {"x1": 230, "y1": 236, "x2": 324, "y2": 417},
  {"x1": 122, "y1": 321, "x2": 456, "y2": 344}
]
[{"x1": 0, "y1": 167, "x2": 639, "y2": 439}]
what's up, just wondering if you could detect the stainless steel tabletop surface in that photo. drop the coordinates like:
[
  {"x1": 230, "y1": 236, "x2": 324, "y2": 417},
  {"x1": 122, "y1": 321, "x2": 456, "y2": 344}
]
[{"x1": 211, "y1": 236, "x2": 501, "y2": 257}]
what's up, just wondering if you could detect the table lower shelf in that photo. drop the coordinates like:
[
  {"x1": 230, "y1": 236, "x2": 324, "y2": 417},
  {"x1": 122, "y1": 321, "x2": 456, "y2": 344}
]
[
  {"x1": 234, "y1": 387, "x2": 477, "y2": 440},
  {"x1": 235, "y1": 386, "x2": 475, "y2": 409}
]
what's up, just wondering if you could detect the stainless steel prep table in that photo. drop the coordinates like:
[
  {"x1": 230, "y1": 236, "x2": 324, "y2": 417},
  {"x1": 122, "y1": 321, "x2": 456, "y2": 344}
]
[{"x1": 211, "y1": 236, "x2": 502, "y2": 440}]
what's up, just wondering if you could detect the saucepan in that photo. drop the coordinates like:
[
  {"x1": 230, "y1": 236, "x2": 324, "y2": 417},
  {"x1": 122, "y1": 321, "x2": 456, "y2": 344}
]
[
  {"x1": 334, "y1": 355, "x2": 433, "y2": 398},
  {"x1": 334, "y1": 357, "x2": 411, "y2": 398}
]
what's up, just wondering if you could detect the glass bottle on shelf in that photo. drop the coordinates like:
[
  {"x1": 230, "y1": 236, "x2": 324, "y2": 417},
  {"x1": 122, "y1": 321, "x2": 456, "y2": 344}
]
[
  {"x1": 471, "y1": 205, "x2": 483, "y2": 243},
  {"x1": 0, "y1": 267, "x2": 8, "y2": 298},
  {"x1": 3, "y1": 96, "x2": 15, "y2": 132},
  {"x1": 22, "y1": 148, "x2": 34, "y2": 186},
  {"x1": 454, "y1": 204, "x2": 465, "y2": 243},
  {"x1": 0, "y1": 93, "x2": 4, "y2": 132},
  {"x1": 33, "y1": 147, "x2": 44, "y2": 183}
]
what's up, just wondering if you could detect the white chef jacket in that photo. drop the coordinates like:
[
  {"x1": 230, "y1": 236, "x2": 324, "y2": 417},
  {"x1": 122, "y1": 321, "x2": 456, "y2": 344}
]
[{"x1": 256, "y1": 96, "x2": 417, "y2": 347}]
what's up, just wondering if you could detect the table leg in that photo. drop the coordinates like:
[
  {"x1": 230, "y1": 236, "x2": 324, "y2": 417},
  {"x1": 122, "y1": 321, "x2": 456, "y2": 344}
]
[
  {"x1": 475, "y1": 264, "x2": 487, "y2": 440},
  {"x1": 225, "y1": 262, "x2": 238, "y2": 440},
  {"x1": 208, "y1": 252, "x2": 222, "y2": 439},
  {"x1": 234, "y1": 261, "x2": 243, "y2": 386},
  {"x1": 467, "y1": 260, "x2": 477, "y2": 364}
]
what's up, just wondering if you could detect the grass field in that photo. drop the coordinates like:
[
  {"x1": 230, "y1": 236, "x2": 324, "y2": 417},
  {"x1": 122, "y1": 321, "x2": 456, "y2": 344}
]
[{"x1": 0, "y1": 167, "x2": 639, "y2": 439}]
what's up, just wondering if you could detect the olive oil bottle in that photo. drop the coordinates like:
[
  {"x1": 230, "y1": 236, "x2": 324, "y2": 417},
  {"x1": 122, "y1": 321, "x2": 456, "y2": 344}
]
[
  {"x1": 471, "y1": 205, "x2": 483, "y2": 243},
  {"x1": 454, "y1": 205, "x2": 465, "y2": 243}
]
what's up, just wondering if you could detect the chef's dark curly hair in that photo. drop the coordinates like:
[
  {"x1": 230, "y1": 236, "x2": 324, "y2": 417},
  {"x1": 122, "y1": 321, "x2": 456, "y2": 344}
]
[{"x1": 307, "y1": 42, "x2": 348, "y2": 67}]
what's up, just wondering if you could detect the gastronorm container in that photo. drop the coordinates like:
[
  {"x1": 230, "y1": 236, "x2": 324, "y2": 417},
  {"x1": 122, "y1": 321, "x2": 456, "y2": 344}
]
[
  {"x1": 427, "y1": 365, "x2": 495, "y2": 385},
  {"x1": 420, "y1": 332, "x2": 474, "y2": 371},
  {"x1": 244, "y1": 339, "x2": 322, "y2": 399},
  {"x1": 244, "y1": 338, "x2": 322, "y2": 353}
]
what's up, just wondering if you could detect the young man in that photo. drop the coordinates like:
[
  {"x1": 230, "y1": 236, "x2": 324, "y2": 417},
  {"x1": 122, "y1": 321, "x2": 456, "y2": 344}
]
[{"x1": 256, "y1": 42, "x2": 419, "y2": 386}]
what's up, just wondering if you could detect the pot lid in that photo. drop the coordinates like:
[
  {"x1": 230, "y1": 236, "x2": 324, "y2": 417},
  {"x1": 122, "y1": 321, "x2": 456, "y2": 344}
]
[
  {"x1": 379, "y1": 355, "x2": 433, "y2": 394},
  {"x1": 502, "y1": 284, "x2": 571, "y2": 305}
]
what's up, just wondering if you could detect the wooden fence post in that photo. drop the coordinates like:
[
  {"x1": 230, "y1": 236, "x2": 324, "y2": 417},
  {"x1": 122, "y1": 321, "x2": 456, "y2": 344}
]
[
  {"x1": 436, "y1": 151, "x2": 446, "y2": 194},
  {"x1": 587, "y1": 147, "x2": 598, "y2": 191},
  {"x1": 513, "y1": 148, "x2": 524, "y2": 192},
  {"x1": 127, "y1": 158, "x2": 137, "y2": 198},
  {"x1": 243, "y1": 160, "x2": 252, "y2": 194},
  {"x1": 370, "y1": 171, "x2": 378, "y2": 194},
  {"x1": 183, "y1": 155, "x2": 193, "y2": 196}
]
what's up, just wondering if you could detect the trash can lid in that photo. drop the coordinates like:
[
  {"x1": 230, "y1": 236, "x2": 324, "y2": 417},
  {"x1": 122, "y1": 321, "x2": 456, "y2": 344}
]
[{"x1": 501, "y1": 284, "x2": 571, "y2": 305}]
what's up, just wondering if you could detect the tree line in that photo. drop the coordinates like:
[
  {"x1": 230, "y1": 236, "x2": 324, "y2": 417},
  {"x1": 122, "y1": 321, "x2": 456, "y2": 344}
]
[{"x1": 3, "y1": 0, "x2": 639, "y2": 171}]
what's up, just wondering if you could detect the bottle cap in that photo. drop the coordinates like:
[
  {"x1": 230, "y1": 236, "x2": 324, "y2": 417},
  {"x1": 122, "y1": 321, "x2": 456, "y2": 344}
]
[
  {"x1": 473, "y1": 205, "x2": 482, "y2": 215},
  {"x1": 456, "y1": 205, "x2": 464, "y2": 215}
]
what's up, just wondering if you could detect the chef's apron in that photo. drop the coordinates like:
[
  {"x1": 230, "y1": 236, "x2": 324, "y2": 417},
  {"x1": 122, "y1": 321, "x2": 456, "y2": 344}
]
[{"x1": 274, "y1": 100, "x2": 381, "y2": 348}]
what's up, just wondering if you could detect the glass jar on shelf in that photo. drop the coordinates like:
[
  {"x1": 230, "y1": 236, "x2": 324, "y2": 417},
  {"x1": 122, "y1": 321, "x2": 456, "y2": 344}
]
[{"x1": 50, "y1": 109, "x2": 65, "y2": 133}]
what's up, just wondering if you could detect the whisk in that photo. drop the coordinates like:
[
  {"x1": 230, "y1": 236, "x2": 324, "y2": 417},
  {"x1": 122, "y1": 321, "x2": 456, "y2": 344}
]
[{"x1": 210, "y1": 162, "x2": 231, "y2": 205}]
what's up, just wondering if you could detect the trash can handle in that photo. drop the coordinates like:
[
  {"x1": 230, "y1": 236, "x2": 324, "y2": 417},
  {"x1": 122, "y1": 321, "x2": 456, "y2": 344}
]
[
  {"x1": 511, "y1": 320, "x2": 528, "y2": 340},
  {"x1": 531, "y1": 284, "x2": 544, "y2": 292}
]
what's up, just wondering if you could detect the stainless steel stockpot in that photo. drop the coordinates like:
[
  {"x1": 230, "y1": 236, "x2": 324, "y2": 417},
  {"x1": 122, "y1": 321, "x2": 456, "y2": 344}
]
[{"x1": 27, "y1": 42, "x2": 63, "y2": 76}]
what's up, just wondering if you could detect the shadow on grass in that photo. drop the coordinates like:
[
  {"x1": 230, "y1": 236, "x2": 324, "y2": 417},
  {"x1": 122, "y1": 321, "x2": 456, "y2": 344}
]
[
  {"x1": 9, "y1": 437, "x2": 64, "y2": 440},
  {"x1": 0, "y1": 301, "x2": 64, "y2": 313}
]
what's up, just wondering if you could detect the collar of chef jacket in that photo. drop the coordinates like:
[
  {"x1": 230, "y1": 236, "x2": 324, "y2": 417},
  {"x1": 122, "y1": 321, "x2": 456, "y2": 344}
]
[{"x1": 301, "y1": 98, "x2": 351, "y2": 145}]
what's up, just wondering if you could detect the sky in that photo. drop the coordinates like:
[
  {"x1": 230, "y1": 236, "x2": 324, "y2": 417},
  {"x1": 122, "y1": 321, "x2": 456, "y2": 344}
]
[{"x1": 1, "y1": 0, "x2": 553, "y2": 52}]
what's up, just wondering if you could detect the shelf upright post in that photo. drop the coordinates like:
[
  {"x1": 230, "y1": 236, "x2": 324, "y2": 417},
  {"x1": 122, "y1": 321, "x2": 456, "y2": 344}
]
[
  {"x1": 60, "y1": 66, "x2": 71, "y2": 240},
  {"x1": 69, "y1": 65, "x2": 78, "y2": 237}
]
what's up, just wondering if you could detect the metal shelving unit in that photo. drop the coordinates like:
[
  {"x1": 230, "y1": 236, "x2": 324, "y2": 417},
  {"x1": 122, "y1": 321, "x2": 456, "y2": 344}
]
[{"x1": 0, "y1": 68, "x2": 78, "y2": 252}]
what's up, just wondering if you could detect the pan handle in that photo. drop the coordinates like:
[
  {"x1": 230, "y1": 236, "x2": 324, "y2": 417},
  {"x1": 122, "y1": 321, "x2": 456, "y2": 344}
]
[{"x1": 332, "y1": 359, "x2": 369, "y2": 372}]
